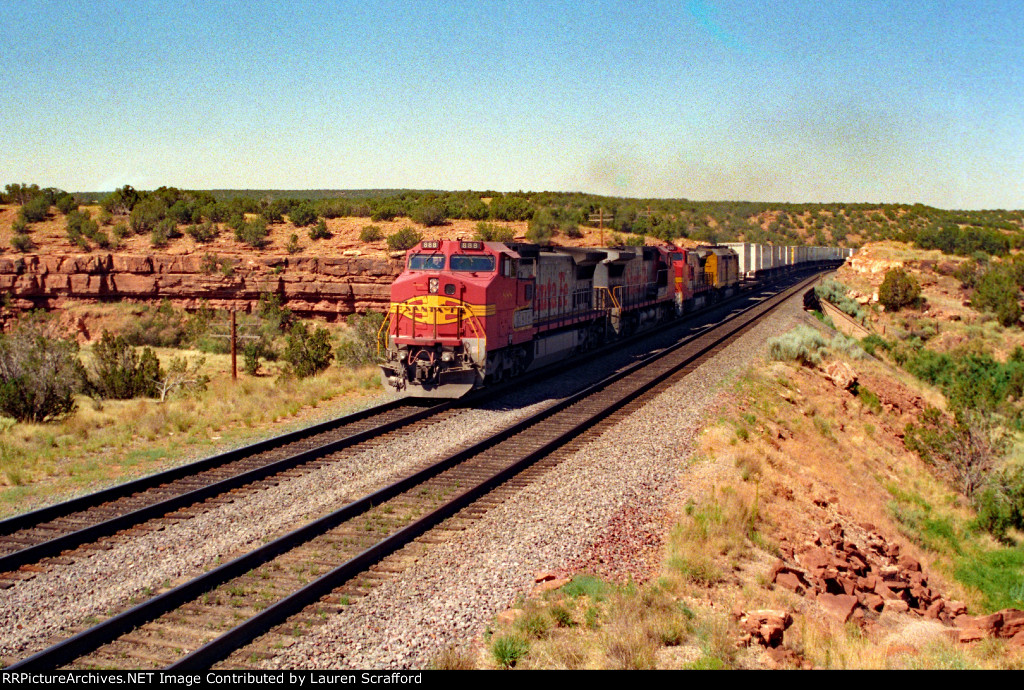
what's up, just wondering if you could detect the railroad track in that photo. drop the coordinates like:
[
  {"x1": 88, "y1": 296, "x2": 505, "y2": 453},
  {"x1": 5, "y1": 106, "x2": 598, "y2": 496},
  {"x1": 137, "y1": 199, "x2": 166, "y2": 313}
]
[
  {"x1": 0, "y1": 399, "x2": 450, "y2": 581},
  {"x1": 8, "y1": 271, "x2": 823, "y2": 671},
  {"x1": 0, "y1": 269, "x2": 818, "y2": 585}
]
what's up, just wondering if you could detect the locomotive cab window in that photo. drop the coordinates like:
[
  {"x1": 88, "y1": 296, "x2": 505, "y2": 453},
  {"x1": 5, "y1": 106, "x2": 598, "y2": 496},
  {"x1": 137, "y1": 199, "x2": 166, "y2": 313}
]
[
  {"x1": 450, "y1": 255, "x2": 495, "y2": 272},
  {"x1": 408, "y1": 254, "x2": 446, "y2": 271}
]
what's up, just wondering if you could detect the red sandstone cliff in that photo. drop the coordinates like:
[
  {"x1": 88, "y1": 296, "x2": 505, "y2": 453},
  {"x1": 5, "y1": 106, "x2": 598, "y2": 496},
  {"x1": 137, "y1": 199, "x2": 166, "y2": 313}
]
[{"x1": 0, "y1": 251, "x2": 403, "y2": 320}]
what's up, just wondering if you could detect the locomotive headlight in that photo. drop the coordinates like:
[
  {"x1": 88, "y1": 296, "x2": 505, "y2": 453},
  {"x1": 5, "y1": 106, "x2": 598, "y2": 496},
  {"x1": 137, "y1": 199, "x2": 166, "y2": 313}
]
[
  {"x1": 429, "y1": 278, "x2": 439, "y2": 294},
  {"x1": 441, "y1": 351, "x2": 454, "y2": 362}
]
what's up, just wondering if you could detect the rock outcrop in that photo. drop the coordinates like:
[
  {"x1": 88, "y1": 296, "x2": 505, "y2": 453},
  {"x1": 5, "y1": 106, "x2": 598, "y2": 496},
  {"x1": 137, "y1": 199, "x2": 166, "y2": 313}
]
[{"x1": 0, "y1": 250, "x2": 403, "y2": 319}]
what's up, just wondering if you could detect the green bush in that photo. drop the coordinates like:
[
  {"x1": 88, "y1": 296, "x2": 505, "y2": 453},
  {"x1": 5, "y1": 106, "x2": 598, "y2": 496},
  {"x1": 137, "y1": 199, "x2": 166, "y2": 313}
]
[
  {"x1": 488, "y1": 195, "x2": 534, "y2": 222},
  {"x1": 186, "y1": 221, "x2": 219, "y2": 243},
  {"x1": 123, "y1": 301, "x2": 190, "y2": 348},
  {"x1": 11, "y1": 234, "x2": 33, "y2": 253},
  {"x1": 526, "y1": 210, "x2": 558, "y2": 245},
  {"x1": 55, "y1": 193, "x2": 77, "y2": 215},
  {"x1": 386, "y1": 227, "x2": 423, "y2": 252},
  {"x1": 359, "y1": 225, "x2": 383, "y2": 242},
  {"x1": 129, "y1": 195, "x2": 167, "y2": 234},
  {"x1": 0, "y1": 315, "x2": 85, "y2": 422},
  {"x1": 767, "y1": 325, "x2": 830, "y2": 365},
  {"x1": 814, "y1": 278, "x2": 866, "y2": 321},
  {"x1": 286, "y1": 233, "x2": 301, "y2": 254},
  {"x1": 335, "y1": 312, "x2": 385, "y2": 366},
  {"x1": 860, "y1": 333, "x2": 889, "y2": 356},
  {"x1": 282, "y1": 322, "x2": 334, "y2": 378},
  {"x1": 473, "y1": 221, "x2": 513, "y2": 243},
  {"x1": 878, "y1": 268, "x2": 921, "y2": 311},
  {"x1": 410, "y1": 203, "x2": 447, "y2": 227},
  {"x1": 150, "y1": 218, "x2": 179, "y2": 248},
  {"x1": 289, "y1": 202, "x2": 318, "y2": 227},
  {"x1": 309, "y1": 218, "x2": 331, "y2": 240},
  {"x1": 235, "y1": 216, "x2": 269, "y2": 248},
  {"x1": 90, "y1": 331, "x2": 162, "y2": 399},
  {"x1": 65, "y1": 209, "x2": 99, "y2": 244},
  {"x1": 973, "y1": 465, "x2": 1024, "y2": 543},
  {"x1": 242, "y1": 341, "x2": 275, "y2": 376},
  {"x1": 972, "y1": 266, "x2": 1021, "y2": 327},
  {"x1": 20, "y1": 195, "x2": 50, "y2": 223}
]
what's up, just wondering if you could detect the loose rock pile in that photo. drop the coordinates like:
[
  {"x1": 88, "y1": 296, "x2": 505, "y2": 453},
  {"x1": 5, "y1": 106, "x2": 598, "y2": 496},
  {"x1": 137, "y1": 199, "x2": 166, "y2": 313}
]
[
  {"x1": 765, "y1": 520, "x2": 1024, "y2": 649},
  {"x1": 770, "y1": 520, "x2": 962, "y2": 625}
]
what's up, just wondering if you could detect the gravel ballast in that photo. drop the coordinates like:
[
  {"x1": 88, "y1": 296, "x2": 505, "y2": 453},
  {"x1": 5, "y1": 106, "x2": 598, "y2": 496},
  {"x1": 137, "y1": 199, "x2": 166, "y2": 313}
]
[{"x1": 263, "y1": 292, "x2": 813, "y2": 669}]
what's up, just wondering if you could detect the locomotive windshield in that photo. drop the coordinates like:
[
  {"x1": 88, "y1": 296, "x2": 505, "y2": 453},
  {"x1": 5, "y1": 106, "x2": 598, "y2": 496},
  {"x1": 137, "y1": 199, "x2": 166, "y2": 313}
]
[
  {"x1": 450, "y1": 255, "x2": 495, "y2": 272},
  {"x1": 408, "y1": 254, "x2": 446, "y2": 271}
]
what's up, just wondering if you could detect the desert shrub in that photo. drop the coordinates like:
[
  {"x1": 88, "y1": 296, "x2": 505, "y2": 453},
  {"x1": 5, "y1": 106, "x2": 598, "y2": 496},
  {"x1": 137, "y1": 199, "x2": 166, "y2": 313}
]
[
  {"x1": 473, "y1": 222, "x2": 513, "y2": 243},
  {"x1": 309, "y1": 218, "x2": 331, "y2": 240},
  {"x1": 65, "y1": 209, "x2": 99, "y2": 244},
  {"x1": 335, "y1": 312, "x2": 385, "y2": 366},
  {"x1": 154, "y1": 355, "x2": 209, "y2": 402},
  {"x1": 526, "y1": 210, "x2": 558, "y2": 245},
  {"x1": 0, "y1": 315, "x2": 85, "y2": 422},
  {"x1": 370, "y1": 203, "x2": 402, "y2": 222},
  {"x1": 955, "y1": 260, "x2": 983, "y2": 289},
  {"x1": 972, "y1": 266, "x2": 1022, "y2": 327},
  {"x1": 289, "y1": 202, "x2": 318, "y2": 227},
  {"x1": 242, "y1": 341, "x2": 271, "y2": 376},
  {"x1": 55, "y1": 193, "x2": 78, "y2": 215},
  {"x1": 814, "y1": 278, "x2": 866, "y2": 321},
  {"x1": 830, "y1": 333, "x2": 867, "y2": 359},
  {"x1": 150, "y1": 218, "x2": 179, "y2": 247},
  {"x1": 904, "y1": 407, "x2": 1009, "y2": 497},
  {"x1": 565, "y1": 225, "x2": 583, "y2": 239},
  {"x1": 359, "y1": 225, "x2": 383, "y2": 242},
  {"x1": 235, "y1": 216, "x2": 269, "y2": 248},
  {"x1": 879, "y1": 268, "x2": 921, "y2": 311},
  {"x1": 488, "y1": 195, "x2": 534, "y2": 222},
  {"x1": 90, "y1": 331, "x2": 162, "y2": 399},
  {"x1": 11, "y1": 216, "x2": 28, "y2": 235},
  {"x1": 123, "y1": 300, "x2": 190, "y2": 348},
  {"x1": 386, "y1": 227, "x2": 422, "y2": 252},
  {"x1": 168, "y1": 200, "x2": 199, "y2": 225},
  {"x1": 257, "y1": 292, "x2": 294, "y2": 334},
  {"x1": 129, "y1": 195, "x2": 167, "y2": 234},
  {"x1": 410, "y1": 203, "x2": 447, "y2": 227},
  {"x1": 860, "y1": 333, "x2": 890, "y2": 356},
  {"x1": 973, "y1": 465, "x2": 1024, "y2": 542},
  {"x1": 186, "y1": 220, "x2": 219, "y2": 243},
  {"x1": 20, "y1": 195, "x2": 50, "y2": 223},
  {"x1": 767, "y1": 325, "x2": 830, "y2": 365},
  {"x1": 11, "y1": 234, "x2": 33, "y2": 253},
  {"x1": 282, "y1": 322, "x2": 334, "y2": 378}
]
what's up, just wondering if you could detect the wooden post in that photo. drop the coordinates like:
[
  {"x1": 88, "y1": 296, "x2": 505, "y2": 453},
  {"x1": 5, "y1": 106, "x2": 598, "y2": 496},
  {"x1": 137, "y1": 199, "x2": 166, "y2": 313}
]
[{"x1": 230, "y1": 309, "x2": 237, "y2": 381}]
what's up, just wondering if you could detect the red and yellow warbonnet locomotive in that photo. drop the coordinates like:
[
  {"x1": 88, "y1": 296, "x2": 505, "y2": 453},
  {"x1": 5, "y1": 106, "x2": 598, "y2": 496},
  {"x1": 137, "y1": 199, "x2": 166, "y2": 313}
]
[{"x1": 379, "y1": 239, "x2": 848, "y2": 397}]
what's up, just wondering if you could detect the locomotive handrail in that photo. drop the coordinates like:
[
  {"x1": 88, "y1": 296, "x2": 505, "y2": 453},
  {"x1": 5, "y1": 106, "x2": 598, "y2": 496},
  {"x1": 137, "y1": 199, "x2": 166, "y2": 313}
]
[{"x1": 595, "y1": 286, "x2": 620, "y2": 310}]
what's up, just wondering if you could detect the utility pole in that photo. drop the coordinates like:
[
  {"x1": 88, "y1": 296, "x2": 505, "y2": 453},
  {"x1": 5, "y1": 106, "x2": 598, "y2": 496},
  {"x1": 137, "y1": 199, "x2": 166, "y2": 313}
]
[
  {"x1": 588, "y1": 207, "x2": 613, "y2": 245},
  {"x1": 230, "y1": 309, "x2": 237, "y2": 381}
]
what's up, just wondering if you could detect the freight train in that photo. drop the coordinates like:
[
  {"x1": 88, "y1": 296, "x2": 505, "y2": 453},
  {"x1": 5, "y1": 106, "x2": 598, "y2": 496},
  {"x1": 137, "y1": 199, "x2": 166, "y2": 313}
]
[{"x1": 379, "y1": 239, "x2": 851, "y2": 397}]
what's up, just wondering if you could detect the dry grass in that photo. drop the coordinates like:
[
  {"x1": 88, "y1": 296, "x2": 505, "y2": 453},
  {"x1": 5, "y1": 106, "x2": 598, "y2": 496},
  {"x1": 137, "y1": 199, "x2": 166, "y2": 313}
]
[{"x1": 0, "y1": 357, "x2": 382, "y2": 517}]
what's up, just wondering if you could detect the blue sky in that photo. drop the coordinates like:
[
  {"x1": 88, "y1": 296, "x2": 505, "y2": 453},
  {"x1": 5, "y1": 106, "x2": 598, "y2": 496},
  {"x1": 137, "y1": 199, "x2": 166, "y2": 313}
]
[{"x1": 2, "y1": 0, "x2": 1022, "y2": 208}]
